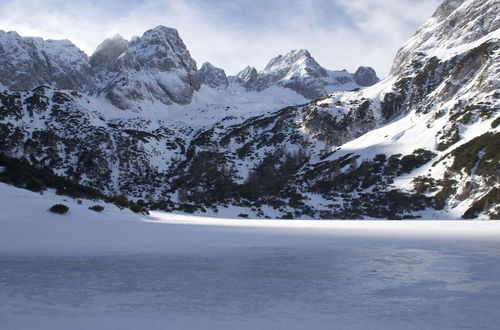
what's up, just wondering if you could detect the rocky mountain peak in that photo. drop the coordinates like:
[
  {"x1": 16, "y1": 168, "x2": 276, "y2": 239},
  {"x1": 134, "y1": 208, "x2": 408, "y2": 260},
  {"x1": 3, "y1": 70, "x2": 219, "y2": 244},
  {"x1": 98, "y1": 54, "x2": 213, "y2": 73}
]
[
  {"x1": 93, "y1": 25, "x2": 201, "y2": 110},
  {"x1": 433, "y1": 0, "x2": 465, "y2": 17},
  {"x1": 90, "y1": 34, "x2": 128, "y2": 71},
  {"x1": 263, "y1": 49, "x2": 309, "y2": 70},
  {"x1": 198, "y1": 62, "x2": 229, "y2": 89},
  {"x1": 232, "y1": 49, "x2": 376, "y2": 99},
  {"x1": 263, "y1": 49, "x2": 328, "y2": 79},
  {"x1": 236, "y1": 66, "x2": 258, "y2": 85},
  {"x1": 391, "y1": 0, "x2": 499, "y2": 76},
  {"x1": 0, "y1": 30, "x2": 90, "y2": 91},
  {"x1": 353, "y1": 66, "x2": 379, "y2": 87},
  {"x1": 127, "y1": 25, "x2": 197, "y2": 72}
]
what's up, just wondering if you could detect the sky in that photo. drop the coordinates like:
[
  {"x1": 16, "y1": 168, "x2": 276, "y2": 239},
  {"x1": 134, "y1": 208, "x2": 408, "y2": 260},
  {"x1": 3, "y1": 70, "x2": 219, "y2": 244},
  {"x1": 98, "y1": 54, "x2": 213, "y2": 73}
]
[{"x1": 0, "y1": 0, "x2": 442, "y2": 77}]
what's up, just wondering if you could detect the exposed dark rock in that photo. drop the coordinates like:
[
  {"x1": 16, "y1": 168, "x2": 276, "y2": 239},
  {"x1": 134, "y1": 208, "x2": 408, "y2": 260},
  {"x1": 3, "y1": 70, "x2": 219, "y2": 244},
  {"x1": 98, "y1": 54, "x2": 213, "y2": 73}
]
[
  {"x1": 354, "y1": 66, "x2": 379, "y2": 87},
  {"x1": 198, "y1": 62, "x2": 229, "y2": 89}
]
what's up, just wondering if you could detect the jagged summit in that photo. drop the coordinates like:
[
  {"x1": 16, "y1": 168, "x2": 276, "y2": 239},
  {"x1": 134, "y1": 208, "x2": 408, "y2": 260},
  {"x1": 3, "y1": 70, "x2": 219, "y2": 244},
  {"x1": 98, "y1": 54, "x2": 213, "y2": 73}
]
[
  {"x1": 353, "y1": 66, "x2": 379, "y2": 87},
  {"x1": 0, "y1": 30, "x2": 90, "y2": 91},
  {"x1": 92, "y1": 25, "x2": 201, "y2": 110},
  {"x1": 391, "y1": 0, "x2": 499, "y2": 75},
  {"x1": 198, "y1": 62, "x2": 229, "y2": 89},
  {"x1": 235, "y1": 66, "x2": 258, "y2": 84},
  {"x1": 0, "y1": 26, "x2": 379, "y2": 109},
  {"x1": 0, "y1": 26, "x2": 202, "y2": 110},
  {"x1": 263, "y1": 49, "x2": 328, "y2": 79},
  {"x1": 90, "y1": 34, "x2": 128, "y2": 71},
  {"x1": 234, "y1": 49, "x2": 378, "y2": 99},
  {"x1": 147, "y1": 25, "x2": 181, "y2": 36},
  {"x1": 125, "y1": 25, "x2": 198, "y2": 74}
]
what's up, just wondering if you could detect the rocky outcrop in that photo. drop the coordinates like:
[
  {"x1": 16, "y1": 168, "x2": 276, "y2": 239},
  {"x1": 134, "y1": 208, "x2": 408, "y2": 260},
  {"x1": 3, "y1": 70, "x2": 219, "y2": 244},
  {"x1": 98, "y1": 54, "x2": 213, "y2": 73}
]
[
  {"x1": 390, "y1": 0, "x2": 499, "y2": 76},
  {"x1": 0, "y1": 31, "x2": 90, "y2": 91},
  {"x1": 89, "y1": 34, "x2": 128, "y2": 72},
  {"x1": 198, "y1": 62, "x2": 229, "y2": 89},
  {"x1": 235, "y1": 66, "x2": 258, "y2": 88},
  {"x1": 353, "y1": 67, "x2": 379, "y2": 87}
]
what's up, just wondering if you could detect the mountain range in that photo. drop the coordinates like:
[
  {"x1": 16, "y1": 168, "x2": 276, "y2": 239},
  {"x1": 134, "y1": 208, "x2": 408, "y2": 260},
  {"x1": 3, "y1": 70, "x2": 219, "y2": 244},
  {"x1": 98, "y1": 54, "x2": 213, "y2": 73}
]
[
  {"x1": 0, "y1": 27, "x2": 378, "y2": 111},
  {"x1": 0, "y1": 0, "x2": 498, "y2": 219}
]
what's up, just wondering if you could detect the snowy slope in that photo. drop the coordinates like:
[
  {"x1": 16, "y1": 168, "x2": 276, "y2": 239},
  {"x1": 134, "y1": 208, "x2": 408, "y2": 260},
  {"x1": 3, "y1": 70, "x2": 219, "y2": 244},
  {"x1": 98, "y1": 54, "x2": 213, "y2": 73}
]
[
  {"x1": 2, "y1": 181, "x2": 499, "y2": 253},
  {"x1": 165, "y1": 0, "x2": 499, "y2": 219}
]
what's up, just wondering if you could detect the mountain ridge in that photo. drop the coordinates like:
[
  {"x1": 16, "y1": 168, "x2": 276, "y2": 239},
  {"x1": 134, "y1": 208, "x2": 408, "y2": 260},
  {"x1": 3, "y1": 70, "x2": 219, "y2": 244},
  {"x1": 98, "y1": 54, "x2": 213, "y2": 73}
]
[
  {"x1": 232, "y1": 48, "x2": 378, "y2": 99},
  {"x1": 0, "y1": 0, "x2": 498, "y2": 219},
  {"x1": 0, "y1": 27, "x2": 378, "y2": 109}
]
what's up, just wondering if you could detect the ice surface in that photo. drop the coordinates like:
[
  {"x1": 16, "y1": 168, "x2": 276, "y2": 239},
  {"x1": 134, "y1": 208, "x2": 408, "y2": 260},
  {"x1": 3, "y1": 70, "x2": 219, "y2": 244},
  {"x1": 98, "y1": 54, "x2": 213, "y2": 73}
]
[{"x1": 2, "y1": 244, "x2": 500, "y2": 330}]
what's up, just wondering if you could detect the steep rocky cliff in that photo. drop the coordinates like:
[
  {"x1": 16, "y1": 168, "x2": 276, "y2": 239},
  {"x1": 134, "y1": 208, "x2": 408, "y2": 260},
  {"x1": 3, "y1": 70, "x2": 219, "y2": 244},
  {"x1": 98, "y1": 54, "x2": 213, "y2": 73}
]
[
  {"x1": 198, "y1": 62, "x2": 229, "y2": 89},
  {"x1": 90, "y1": 26, "x2": 201, "y2": 111}
]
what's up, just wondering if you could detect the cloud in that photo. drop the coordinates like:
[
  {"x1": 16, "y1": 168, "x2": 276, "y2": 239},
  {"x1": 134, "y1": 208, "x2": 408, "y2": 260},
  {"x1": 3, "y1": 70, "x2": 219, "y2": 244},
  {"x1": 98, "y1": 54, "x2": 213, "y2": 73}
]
[{"x1": 0, "y1": 0, "x2": 442, "y2": 77}]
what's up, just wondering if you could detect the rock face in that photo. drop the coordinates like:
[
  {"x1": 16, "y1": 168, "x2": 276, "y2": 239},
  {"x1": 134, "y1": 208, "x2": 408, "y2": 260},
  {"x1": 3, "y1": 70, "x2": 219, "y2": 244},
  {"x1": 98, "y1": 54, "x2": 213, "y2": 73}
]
[
  {"x1": 0, "y1": 87, "x2": 176, "y2": 195},
  {"x1": 0, "y1": 31, "x2": 90, "y2": 91},
  {"x1": 391, "y1": 0, "x2": 499, "y2": 76},
  {"x1": 234, "y1": 49, "x2": 378, "y2": 99},
  {"x1": 91, "y1": 26, "x2": 201, "y2": 110},
  {"x1": 235, "y1": 66, "x2": 258, "y2": 87},
  {"x1": 353, "y1": 66, "x2": 379, "y2": 87},
  {"x1": 198, "y1": 62, "x2": 229, "y2": 89},
  {"x1": 89, "y1": 34, "x2": 128, "y2": 72}
]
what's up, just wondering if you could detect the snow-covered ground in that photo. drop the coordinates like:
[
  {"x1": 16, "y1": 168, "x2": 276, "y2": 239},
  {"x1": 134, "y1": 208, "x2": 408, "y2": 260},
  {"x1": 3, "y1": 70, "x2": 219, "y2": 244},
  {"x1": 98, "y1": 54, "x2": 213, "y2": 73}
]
[{"x1": 1, "y1": 182, "x2": 500, "y2": 329}]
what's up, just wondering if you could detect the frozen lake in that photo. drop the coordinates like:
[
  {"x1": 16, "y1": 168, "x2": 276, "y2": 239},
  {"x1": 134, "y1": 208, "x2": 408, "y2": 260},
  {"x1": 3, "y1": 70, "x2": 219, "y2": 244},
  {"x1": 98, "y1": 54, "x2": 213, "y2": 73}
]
[
  {"x1": 1, "y1": 185, "x2": 500, "y2": 329},
  {"x1": 1, "y1": 237, "x2": 500, "y2": 329}
]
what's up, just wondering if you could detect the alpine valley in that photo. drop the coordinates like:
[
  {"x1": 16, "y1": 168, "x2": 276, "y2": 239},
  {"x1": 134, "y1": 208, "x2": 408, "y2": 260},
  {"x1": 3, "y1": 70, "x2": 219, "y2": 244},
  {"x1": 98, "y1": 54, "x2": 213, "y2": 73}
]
[{"x1": 0, "y1": 0, "x2": 498, "y2": 220}]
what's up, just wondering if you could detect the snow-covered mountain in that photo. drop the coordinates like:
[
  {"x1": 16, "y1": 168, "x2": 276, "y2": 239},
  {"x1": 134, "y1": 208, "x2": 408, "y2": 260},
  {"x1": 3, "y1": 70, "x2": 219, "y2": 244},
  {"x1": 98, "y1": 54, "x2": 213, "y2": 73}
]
[
  {"x1": 0, "y1": 31, "x2": 90, "y2": 91},
  {"x1": 0, "y1": 0, "x2": 498, "y2": 219},
  {"x1": 0, "y1": 26, "x2": 202, "y2": 112},
  {"x1": 233, "y1": 49, "x2": 378, "y2": 99},
  {"x1": 0, "y1": 26, "x2": 372, "y2": 111},
  {"x1": 90, "y1": 26, "x2": 201, "y2": 111}
]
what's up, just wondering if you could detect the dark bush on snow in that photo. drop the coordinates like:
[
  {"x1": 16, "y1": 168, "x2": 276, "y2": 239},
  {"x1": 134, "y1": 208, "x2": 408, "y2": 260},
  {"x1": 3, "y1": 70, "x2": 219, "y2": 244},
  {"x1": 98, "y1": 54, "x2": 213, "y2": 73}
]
[
  {"x1": 129, "y1": 204, "x2": 145, "y2": 213},
  {"x1": 0, "y1": 153, "x2": 149, "y2": 214},
  {"x1": 49, "y1": 204, "x2": 69, "y2": 214},
  {"x1": 89, "y1": 205, "x2": 104, "y2": 212}
]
